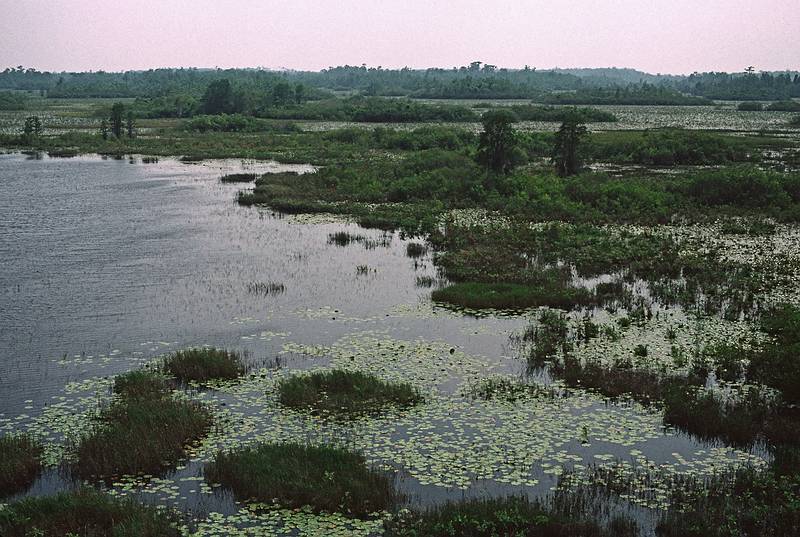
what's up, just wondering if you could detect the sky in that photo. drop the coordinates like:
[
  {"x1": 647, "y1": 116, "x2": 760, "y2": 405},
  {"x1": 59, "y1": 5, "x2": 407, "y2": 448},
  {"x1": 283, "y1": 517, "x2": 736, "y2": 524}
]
[{"x1": 1, "y1": 0, "x2": 798, "y2": 75}]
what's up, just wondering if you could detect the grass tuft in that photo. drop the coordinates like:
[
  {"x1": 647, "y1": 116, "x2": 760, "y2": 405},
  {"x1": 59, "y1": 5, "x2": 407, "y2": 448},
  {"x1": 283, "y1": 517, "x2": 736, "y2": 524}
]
[
  {"x1": 205, "y1": 442, "x2": 397, "y2": 517},
  {"x1": 0, "y1": 488, "x2": 181, "y2": 537},
  {"x1": 74, "y1": 369, "x2": 212, "y2": 480},
  {"x1": 220, "y1": 172, "x2": 257, "y2": 183},
  {"x1": 0, "y1": 434, "x2": 43, "y2": 498},
  {"x1": 277, "y1": 369, "x2": 421, "y2": 416},
  {"x1": 162, "y1": 347, "x2": 245, "y2": 384}
]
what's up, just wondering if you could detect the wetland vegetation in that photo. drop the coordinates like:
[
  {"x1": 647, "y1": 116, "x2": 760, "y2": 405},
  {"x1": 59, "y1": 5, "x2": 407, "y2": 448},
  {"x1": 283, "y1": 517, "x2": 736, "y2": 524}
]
[{"x1": 2, "y1": 63, "x2": 800, "y2": 537}]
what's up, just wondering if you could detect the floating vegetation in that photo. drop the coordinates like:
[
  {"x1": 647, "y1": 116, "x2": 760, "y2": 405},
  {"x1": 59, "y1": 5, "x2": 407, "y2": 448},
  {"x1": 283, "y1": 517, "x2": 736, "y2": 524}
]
[
  {"x1": 205, "y1": 442, "x2": 398, "y2": 517},
  {"x1": 355, "y1": 264, "x2": 373, "y2": 275},
  {"x1": 246, "y1": 281, "x2": 286, "y2": 296},
  {"x1": 0, "y1": 433, "x2": 43, "y2": 498},
  {"x1": 277, "y1": 369, "x2": 422, "y2": 416},
  {"x1": 220, "y1": 172, "x2": 257, "y2": 183},
  {"x1": 162, "y1": 347, "x2": 246, "y2": 384},
  {"x1": 464, "y1": 376, "x2": 557, "y2": 402},
  {"x1": 73, "y1": 370, "x2": 212, "y2": 480},
  {"x1": 0, "y1": 488, "x2": 181, "y2": 537}
]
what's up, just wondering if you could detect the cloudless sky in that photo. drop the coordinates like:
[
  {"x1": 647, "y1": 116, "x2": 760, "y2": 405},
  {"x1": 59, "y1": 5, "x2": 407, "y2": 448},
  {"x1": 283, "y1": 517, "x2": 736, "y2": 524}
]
[{"x1": 1, "y1": 0, "x2": 798, "y2": 74}]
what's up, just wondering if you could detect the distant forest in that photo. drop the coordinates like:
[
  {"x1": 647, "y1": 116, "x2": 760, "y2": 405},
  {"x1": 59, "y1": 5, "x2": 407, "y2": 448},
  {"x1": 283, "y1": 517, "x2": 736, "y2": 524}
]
[{"x1": 1, "y1": 63, "x2": 799, "y2": 106}]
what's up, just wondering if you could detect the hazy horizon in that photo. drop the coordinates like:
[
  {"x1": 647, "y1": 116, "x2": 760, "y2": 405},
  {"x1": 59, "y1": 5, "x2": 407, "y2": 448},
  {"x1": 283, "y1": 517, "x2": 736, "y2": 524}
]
[{"x1": 1, "y1": 0, "x2": 798, "y2": 75}]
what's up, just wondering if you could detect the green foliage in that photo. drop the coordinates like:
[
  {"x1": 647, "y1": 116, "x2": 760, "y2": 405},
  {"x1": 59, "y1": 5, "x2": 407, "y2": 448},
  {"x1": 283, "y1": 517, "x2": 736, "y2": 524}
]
[
  {"x1": 22, "y1": 115, "x2": 43, "y2": 139},
  {"x1": 162, "y1": 348, "x2": 245, "y2": 383},
  {"x1": 0, "y1": 488, "x2": 181, "y2": 537},
  {"x1": 749, "y1": 304, "x2": 800, "y2": 403},
  {"x1": 220, "y1": 172, "x2": 257, "y2": 183},
  {"x1": 542, "y1": 84, "x2": 710, "y2": 105},
  {"x1": 183, "y1": 114, "x2": 300, "y2": 133},
  {"x1": 0, "y1": 434, "x2": 43, "y2": 497},
  {"x1": 432, "y1": 281, "x2": 594, "y2": 310},
  {"x1": 657, "y1": 469, "x2": 800, "y2": 537},
  {"x1": 205, "y1": 442, "x2": 397, "y2": 516},
  {"x1": 74, "y1": 369, "x2": 211, "y2": 480},
  {"x1": 552, "y1": 115, "x2": 588, "y2": 176},
  {"x1": 790, "y1": 114, "x2": 800, "y2": 126},
  {"x1": 109, "y1": 102, "x2": 125, "y2": 138},
  {"x1": 259, "y1": 96, "x2": 478, "y2": 122},
  {"x1": 0, "y1": 90, "x2": 28, "y2": 110},
  {"x1": 277, "y1": 369, "x2": 421, "y2": 416},
  {"x1": 766, "y1": 100, "x2": 800, "y2": 112},
  {"x1": 384, "y1": 495, "x2": 637, "y2": 537},
  {"x1": 504, "y1": 104, "x2": 617, "y2": 122},
  {"x1": 737, "y1": 101, "x2": 763, "y2": 111},
  {"x1": 476, "y1": 109, "x2": 520, "y2": 175}
]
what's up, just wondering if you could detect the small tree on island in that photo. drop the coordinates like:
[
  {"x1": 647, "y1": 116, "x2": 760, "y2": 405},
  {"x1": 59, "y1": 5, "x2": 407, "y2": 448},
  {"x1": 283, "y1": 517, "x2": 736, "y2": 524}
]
[
  {"x1": 100, "y1": 119, "x2": 109, "y2": 140},
  {"x1": 476, "y1": 109, "x2": 519, "y2": 175},
  {"x1": 125, "y1": 111, "x2": 135, "y2": 138},
  {"x1": 552, "y1": 114, "x2": 588, "y2": 177},
  {"x1": 109, "y1": 102, "x2": 125, "y2": 138},
  {"x1": 22, "y1": 115, "x2": 43, "y2": 140}
]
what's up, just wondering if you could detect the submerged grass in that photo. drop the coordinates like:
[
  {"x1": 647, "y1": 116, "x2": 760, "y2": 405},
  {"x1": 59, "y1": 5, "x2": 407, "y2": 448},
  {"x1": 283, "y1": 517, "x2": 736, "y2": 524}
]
[
  {"x1": 74, "y1": 370, "x2": 212, "y2": 480},
  {"x1": 205, "y1": 442, "x2": 397, "y2": 517},
  {"x1": 278, "y1": 369, "x2": 422, "y2": 416},
  {"x1": 0, "y1": 488, "x2": 181, "y2": 537},
  {"x1": 162, "y1": 347, "x2": 245, "y2": 384},
  {"x1": 0, "y1": 434, "x2": 43, "y2": 498}
]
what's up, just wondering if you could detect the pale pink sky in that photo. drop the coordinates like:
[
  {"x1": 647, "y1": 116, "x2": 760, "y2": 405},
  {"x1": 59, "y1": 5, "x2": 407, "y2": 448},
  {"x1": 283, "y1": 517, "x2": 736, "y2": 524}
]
[{"x1": 1, "y1": 0, "x2": 798, "y2": 74}]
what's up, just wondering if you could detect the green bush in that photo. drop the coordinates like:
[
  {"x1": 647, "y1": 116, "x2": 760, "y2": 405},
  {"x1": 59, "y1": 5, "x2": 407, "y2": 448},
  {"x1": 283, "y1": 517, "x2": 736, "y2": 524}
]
[{"x1": 0, "y1": 434, "x2": 43, "y2": 497}]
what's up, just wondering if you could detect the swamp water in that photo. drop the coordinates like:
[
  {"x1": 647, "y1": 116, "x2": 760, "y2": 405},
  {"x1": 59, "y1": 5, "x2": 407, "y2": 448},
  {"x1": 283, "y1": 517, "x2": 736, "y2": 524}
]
[{"x1": 0, "y1": 153, "x2": 766, "y2": 535}]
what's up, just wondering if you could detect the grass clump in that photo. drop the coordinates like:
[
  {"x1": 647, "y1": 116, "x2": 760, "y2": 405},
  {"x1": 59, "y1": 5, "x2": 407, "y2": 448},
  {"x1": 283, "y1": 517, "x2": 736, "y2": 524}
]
[
  {"x1": 432, "y1": 282, "x2": 594, "y2": 310},
  {"x1": 278, "y1": 369, "x2": 421, "y2": 416},
  {"x1": 384, "y1": 495, "x2": 637, "y2": 537},
  {"x1": 162, "y1": 347, "x2": 245, "y2": 384},
  {"x1": 220, "y1": 172, "x2": 257, "y2": 183},
  {"x1": 74, "y1": 369, "x2": 212, "y2": 480},
  {"x1": 0, "y1": 434, "x2": 43, "y2": 498},
  {"x1": 205, "y1": 442, "x2": 397, "y2": 517},
  {"x1": 405, "y1": 241, "x2": 427, "y2": 258},
  {"x1": 0, "y1": 488, "x2": 180, "y2": 537}
]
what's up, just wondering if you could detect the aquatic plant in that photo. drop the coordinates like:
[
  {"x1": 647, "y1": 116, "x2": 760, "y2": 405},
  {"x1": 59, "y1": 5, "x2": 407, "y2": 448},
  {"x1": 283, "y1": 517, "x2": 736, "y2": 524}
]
[
  {"x1": 384, "y1": 495, "x2": 638, "y2": 537},
  {"x1": 405, "y1": 241, "x2": 427, "y2": 258},
  {"x1": 0, "y1": 434, "x2": 43, "y2": 498},
  {"x1": 220, "y1": 172, "x2": 257, "y2": 183},
  {"x1": 432, "y1": 282, "x2": 594, "y2": 310},
  {"x1": 205, "y1": 442, "x2": 398, "y2": 517},
  {"x1": 278, "y1": 369, "x2": 421, "y2": 416},
  {"x1": 0, "y1": 488, "x2": 181, "y2": 537},
  {"x1": 162, "y1": 347, "x2": 245, "y2": 384},
  {"x1": 74, "y1": 370, "x2": 212, "y2": 480}
]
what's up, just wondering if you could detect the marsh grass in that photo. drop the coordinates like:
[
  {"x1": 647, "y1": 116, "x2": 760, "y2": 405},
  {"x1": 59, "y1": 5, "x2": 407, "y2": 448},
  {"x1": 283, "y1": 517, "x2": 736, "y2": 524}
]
[
  {"x1": 220, "y1": 172, "x2": 257, "y2": 183},
  {"x1": 405, "y1": 242, "x2": 427, "y2": 258},
  {"x1": 162, "y1": 347, "x2": 246, "y2": 384},
  {"x1": 277, "y1": 369, "x2": 422, "y2": 416},
  {"x1": 205, "y1": 442, "x2": 397, "y2": 517},
  {"x1": 0, "y1": 434, "x2": 43, "y2": 498},
  {"x1": 465, "y1": 377, "x2": 557, "y2": 402},
  {"x1": 74, "y1": 370, "x2": 212, "y2": 480},
  {"x1": 384, "y1": 495, "x2": 637, "y2": 537},
  {"x1": 0, "y1": 488, "x2": 181, "y2": 537},
  {"x1": 246, "y1": 281, "x2": 285, "y2": 296},
  {"x1": 431, "y1": 282, "x2": 594, "y2": 310}
]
